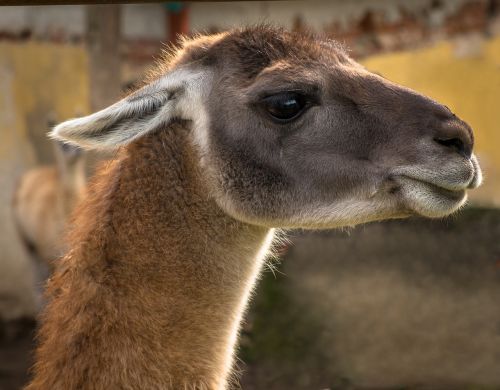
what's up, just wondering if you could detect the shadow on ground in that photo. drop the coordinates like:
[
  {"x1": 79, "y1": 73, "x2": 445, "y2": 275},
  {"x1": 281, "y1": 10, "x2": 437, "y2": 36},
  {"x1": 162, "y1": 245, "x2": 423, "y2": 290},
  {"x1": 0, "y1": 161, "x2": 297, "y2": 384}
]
[{"x1": 239, "y1": 207, "x2": 500, "y2": 390}]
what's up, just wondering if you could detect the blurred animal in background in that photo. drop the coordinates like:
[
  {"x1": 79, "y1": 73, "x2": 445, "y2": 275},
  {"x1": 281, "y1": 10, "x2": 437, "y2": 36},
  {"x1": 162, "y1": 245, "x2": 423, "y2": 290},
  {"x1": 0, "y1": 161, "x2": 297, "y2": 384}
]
[
  {"x1": 13, "y1": 137, "x2": 86, "y2": 270},
  {"x1": 27, "y1": 26, "x2": 481, "y2": 390}
]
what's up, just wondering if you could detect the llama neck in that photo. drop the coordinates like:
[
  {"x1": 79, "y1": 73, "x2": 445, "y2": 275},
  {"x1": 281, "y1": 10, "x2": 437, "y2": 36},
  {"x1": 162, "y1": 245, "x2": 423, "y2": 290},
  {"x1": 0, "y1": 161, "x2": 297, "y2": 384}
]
[{"x1": 29, "y1": 127, "x2": 273, "y2": 390}]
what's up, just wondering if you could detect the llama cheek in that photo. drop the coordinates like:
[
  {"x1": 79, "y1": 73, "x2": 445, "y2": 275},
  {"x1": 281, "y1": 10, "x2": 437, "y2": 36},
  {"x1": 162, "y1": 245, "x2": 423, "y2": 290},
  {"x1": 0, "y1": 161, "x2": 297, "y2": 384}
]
[{"x1": 177, "y1": 73, "x2": 213, "y2": 161}]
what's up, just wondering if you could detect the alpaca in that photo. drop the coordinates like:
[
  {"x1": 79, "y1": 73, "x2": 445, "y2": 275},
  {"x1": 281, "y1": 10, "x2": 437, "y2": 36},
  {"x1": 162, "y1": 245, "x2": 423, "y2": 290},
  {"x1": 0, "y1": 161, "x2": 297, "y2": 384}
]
[
  {"x1": 27, "y1": 27, "x2": 482, "y2": 390},
  {"x1": 14, "y1": 140, "x2": 86, "y2": 268}
]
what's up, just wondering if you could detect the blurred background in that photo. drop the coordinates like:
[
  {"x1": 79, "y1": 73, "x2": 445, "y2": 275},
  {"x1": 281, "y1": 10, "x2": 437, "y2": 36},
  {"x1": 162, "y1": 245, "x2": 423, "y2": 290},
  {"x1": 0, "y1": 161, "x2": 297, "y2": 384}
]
[{"x1": 0, "y1": 1, "x2": 499, "y2": 389}]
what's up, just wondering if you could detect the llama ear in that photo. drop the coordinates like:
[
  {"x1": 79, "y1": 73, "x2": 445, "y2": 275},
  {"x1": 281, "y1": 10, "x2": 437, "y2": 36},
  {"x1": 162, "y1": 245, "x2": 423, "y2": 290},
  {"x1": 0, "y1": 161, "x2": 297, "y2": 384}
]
[{"x1": 50, "y1": 69, "x2": 207, "y2": 150}]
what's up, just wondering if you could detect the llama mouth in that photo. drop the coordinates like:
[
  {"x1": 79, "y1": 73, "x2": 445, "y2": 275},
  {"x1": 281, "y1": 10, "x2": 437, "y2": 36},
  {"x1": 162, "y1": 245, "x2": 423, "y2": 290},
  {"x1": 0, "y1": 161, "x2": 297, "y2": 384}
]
[
  {"x1": 395, "y1": 175, "x2": 468, "y2": 218},
  {"x1": 390, "y1": 154, "x2": 482, "y2": 218}
]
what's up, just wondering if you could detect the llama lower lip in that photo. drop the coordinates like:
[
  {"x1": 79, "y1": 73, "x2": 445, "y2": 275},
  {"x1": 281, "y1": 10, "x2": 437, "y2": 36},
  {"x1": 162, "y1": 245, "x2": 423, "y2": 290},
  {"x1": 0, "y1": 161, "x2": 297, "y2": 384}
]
[
  {"x1": 427, "y1": 184, "x2": 466, "y2": 202},
  {"x1": 396, "y1": 175, "x2": 467, "y2": 217},
  {"x1": 401, "y1": 176, "x2": 467, "y2": 199}
]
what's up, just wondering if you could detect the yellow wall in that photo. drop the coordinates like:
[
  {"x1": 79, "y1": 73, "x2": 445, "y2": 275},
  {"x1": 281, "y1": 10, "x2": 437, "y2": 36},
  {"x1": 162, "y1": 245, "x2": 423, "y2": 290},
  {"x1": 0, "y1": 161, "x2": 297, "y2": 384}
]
[
  {"x1": 362, "y1": 37, "x2": 500, "y2": 205},
  {"x1": 0, "y1": 42, "x2": 89, "y2": 164},
  {"x1": 0, "y1": 43, "x2": 90, "y2": 319}
]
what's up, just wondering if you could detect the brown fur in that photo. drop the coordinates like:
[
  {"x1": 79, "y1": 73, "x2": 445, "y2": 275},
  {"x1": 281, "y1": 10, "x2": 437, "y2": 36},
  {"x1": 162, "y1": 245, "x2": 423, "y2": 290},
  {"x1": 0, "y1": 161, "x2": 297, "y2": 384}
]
[{"x1": 27, "y1": 127, "x2": 269, "y2": 389}]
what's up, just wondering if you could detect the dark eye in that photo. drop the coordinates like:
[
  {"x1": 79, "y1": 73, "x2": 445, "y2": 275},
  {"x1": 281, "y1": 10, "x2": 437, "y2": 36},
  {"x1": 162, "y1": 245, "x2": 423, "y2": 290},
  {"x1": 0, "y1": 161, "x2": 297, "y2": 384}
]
[{"x1": 261, "y1": 92, "x2": 308, "y2": 122}]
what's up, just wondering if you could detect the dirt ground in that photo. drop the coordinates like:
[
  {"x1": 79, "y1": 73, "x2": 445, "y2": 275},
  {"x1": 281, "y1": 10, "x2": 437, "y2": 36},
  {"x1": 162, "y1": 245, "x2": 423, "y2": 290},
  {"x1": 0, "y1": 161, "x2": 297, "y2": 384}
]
[
  {"x1": 1, "y1": 207, "x2": 499, "y2": 390},
  {"x1": 0, "y1": 318, "x2": 35, "y2": 390}
]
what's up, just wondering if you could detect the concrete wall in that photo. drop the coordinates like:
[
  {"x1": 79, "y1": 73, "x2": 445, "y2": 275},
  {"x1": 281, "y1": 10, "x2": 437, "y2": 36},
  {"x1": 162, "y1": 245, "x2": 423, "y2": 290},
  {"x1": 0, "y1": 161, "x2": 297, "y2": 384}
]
[
  {"x1": 241, "y1": 208, "x2": 500, "y2": 388},
  {"x1": 0, "y1": 93, "x2": 36, "y2": 320},
  {"x1": 0, "y1": 42, "x2": 90, "y2": 159},
  {"x1": 0, "y1": 1, "x2": 474, "y2": 40},
  {"x1": 0, "y1": 5, "x2": 164, "y2": 40},
  {"x1": 0, "y1": 42, "x2": 89, "y2": 320},
  {"x1": 190, "y1": 0, "x2": 470, "y2": 31}
]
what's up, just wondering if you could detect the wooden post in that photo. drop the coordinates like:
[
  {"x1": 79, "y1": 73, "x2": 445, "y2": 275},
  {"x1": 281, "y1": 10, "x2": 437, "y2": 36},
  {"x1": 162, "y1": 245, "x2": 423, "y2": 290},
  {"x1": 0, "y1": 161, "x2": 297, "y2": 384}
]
[
  {"x1": 165, "y1": 2, "x2": 190, "y2": 45},
  {"x1": 86, "y1": 5, "x2": 122, "y2": 111}
]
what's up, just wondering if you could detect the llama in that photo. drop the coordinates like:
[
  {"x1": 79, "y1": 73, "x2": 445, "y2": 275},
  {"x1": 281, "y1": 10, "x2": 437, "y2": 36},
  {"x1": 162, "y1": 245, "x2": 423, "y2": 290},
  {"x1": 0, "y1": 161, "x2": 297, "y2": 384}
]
[
  {"x1": 27, "y1": 27, "x2": 482, "y2": 390},
  {"x1": 14, "y1": 140, "x2": 86, "y2": 268}
]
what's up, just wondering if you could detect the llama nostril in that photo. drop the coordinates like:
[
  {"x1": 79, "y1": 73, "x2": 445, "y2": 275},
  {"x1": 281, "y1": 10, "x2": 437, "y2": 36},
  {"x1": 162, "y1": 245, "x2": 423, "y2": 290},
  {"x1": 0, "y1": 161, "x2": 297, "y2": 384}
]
[{"x1": 434, "y1": 137, "x2": 469, "y2": 158}]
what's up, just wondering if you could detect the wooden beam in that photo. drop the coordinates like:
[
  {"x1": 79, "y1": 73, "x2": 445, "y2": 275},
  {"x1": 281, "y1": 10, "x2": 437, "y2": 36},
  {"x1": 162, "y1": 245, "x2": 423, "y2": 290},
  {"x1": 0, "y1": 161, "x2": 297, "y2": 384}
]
[
  {"x1": 0, "y1": 0, "x2": 173, "y2": 5},
  {"x1": 0, "y1": 0, "x2": 246, "y2": 5}
]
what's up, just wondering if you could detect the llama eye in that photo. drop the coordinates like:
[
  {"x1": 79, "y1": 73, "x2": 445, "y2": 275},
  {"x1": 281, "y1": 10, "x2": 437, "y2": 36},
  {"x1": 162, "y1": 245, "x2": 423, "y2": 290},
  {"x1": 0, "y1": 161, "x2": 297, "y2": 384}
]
[{"x1": 261, "y1": 92, "x2": 308, "y2": 122}]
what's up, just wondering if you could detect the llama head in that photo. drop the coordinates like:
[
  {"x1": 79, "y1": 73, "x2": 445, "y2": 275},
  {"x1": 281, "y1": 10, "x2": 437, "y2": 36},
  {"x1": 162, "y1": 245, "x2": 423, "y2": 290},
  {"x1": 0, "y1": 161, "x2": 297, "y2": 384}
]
[{"x1": 52, "y1": 26, "x2": 482, "y2": 229}]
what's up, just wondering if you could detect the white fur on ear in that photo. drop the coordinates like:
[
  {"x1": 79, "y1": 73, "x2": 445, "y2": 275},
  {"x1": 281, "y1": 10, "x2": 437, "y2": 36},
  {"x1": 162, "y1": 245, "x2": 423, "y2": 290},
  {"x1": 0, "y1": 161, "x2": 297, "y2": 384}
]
[{"x1": 50, "y1": 69, "x2": 209, "y2": 150}]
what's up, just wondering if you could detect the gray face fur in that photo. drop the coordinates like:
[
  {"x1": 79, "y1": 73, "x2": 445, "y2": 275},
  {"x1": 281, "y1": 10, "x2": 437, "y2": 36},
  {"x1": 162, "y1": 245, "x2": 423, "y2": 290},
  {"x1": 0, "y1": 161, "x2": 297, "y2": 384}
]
[{"x1": 51, "y1": 27, "x2": 482, "y2": 229}]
